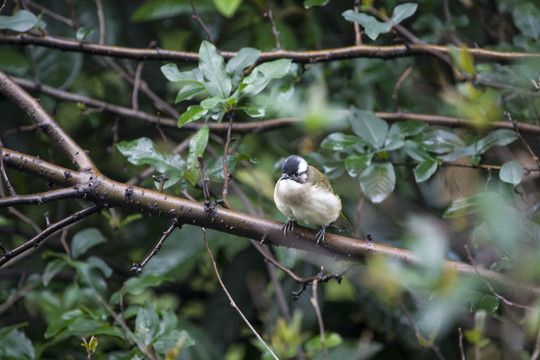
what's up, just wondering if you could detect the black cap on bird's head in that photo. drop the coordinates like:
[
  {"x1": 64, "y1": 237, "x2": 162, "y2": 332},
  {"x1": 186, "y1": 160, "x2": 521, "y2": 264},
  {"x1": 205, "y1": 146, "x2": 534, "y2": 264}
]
[{"x1": 280, "y1": 155, "x2": 308, "y2": 183}]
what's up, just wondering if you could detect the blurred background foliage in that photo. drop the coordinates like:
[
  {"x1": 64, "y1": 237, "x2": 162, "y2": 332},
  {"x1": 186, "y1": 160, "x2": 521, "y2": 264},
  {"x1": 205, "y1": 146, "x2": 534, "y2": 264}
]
[{"x1": 1, "y1": 0, "x2": 540, "y2": 359}]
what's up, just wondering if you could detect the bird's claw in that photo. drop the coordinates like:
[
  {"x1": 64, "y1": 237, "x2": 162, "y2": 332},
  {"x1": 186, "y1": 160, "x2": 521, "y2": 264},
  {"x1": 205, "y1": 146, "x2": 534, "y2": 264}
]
[
  {"x1": 282, "y1": 219, "x2": 297, "y2": 236},
  {"x1": 315, "y1": 226, "x2": 326, "y2": 246}
]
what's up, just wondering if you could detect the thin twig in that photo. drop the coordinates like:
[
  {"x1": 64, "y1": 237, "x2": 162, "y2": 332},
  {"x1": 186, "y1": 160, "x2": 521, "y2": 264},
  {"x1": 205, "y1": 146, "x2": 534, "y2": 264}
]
[
  {"x1": 392, "y1": 66, "x2": 413, "y2": 112},
  {"x1": 201, "y1": 228, "x2": 279, "y2": 360},
  {"x1": 189, "y1": 0, "x2": 214, "y2": 44},
  {"x1": 505, "y1": 112, "x2": 540, "y2": 168},
  {"x1": 464, "y1": 244, "x2": 532, "y2": 310},
  {"x1": 221, "y1": 112, "x2": 235, "y2": 209},
  {"x1": 265, "y1": 0, "x2": 281, "y2": 49},
  {"x1": 0, "y1": 188, "x2": 83, "y2": 207},
  {"x1": 353, "y1": 0, "x2": 362, "y2": 45},
  {"x1": 132, "y1": 61, "x2": 145, "y2": 112},
  {"x1": 0, "y1": 140, "x2": 16, "y2": 195},
  {"x1": 96, "y1": 295, "x2": 157, "y2": 360},
  {"x1": 458, "y1": 328, "x2": 466, "y2": 360},
  {"x1": 0, "y1": 278, "x2": 41, "y2": 314},
  {"x1": 131, "y1": 220, "x2": 178, "y2": 273},
  {"x1": 310, "y1": 277, "x2": 329, "y2": 360},
  {"x1": 94, "y1": 0, "x2": 105, "y2": 44}
]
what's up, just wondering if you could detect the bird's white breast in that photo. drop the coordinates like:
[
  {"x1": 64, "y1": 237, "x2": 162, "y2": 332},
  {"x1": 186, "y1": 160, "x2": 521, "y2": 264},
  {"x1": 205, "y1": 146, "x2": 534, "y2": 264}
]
[{"x1": 274, "y1": 178, "x2": 341, "y2": 226}]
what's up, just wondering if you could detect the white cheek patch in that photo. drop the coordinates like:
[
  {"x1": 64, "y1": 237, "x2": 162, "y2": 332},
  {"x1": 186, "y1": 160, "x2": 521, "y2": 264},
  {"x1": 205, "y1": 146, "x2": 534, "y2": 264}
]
[{"x1": 297, "y1": 158, "x2": 308, "y2": 174}]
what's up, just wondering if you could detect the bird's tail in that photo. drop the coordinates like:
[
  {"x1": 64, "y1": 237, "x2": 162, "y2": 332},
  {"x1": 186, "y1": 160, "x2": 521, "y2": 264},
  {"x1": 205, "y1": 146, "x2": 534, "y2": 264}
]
[{"x1": 332, "y1": 212, "x2": 356, "y2": 235}]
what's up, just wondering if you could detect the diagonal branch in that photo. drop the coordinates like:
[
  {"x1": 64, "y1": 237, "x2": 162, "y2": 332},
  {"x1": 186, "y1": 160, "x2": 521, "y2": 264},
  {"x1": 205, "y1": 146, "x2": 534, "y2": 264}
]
[
  {"x1": 0, "y1": 188, "x2": 84, "y2": 207},
  {"x1": 0, "y1": 71, "x2": 99, "y2": 172}
]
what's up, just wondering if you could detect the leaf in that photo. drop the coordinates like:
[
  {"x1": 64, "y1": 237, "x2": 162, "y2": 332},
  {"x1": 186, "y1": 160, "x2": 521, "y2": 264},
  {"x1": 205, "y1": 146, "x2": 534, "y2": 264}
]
[
  {"x1": 449, "y1": 45, "x2": 475, "y2": 77},
  {"x1": 391, "y1": 3, "x2": 418, "y2": 24},
  {"x1": 403, "y1": 140, "x2": 434, "y2": 161},
  {"x1": 185, "y1": 126, "x2": 210, "y2": 184},
  {"x1": 419, "y1": 129, "x2": 464, "y2": 154},
  {"x1": 0, "y1": 10, "x2": 39, "y2": 32},
  {"x1": 240, "y1": 58, "x2": 292, "y2": 97},
  {"x1": 304, "y1": 0, "x2": 329, "y2": 8},
  {"x1": 131, "y1": 0, "x2": 212, "y2": 21},
  {"x1": 71, "y1": 228, "x2": 106, "y2": 259},
  {"x1": 206, "y1": 155, "x2": 239, "y2": 182},
  {"x1": 349, "y1": 107, "x2": 389, "y2": 149},
  {"x1": 359, "y1": 162, "x2": 395, "y2": 203},
  {"x1": 237, "y1": 104, "x2": 266, "y2": 118},
  {"x1": 178, "y1": 105, "x2": 208, "y2": 127},
  {"x1": 199, "y1": 41, "x2": 232, "y2": 98},
  {"x1": 342, "y1": 10, "x2": 392, "y2": 41},
  {"x1": 124, "y1": 273, "x2": 174, "y2": 295},
  {"x1": 227, "y1": 47, "x2": 260, "y2": 82},
  {"x1": 388, "y1": 120, "x2": 426, "y2": 138},
  {"x1": 116, "y1": 137, "x2": 185, "y2": 188},
  {"x1": 0, "y1": 327, "x2": 35, "y2": 359},
  {"x1": 513, "y1": 2, "x2": 540, "y2": 40},
  {"x1": 320, "y1": 132, "x2": 363, "y2": 151},
  {"x1": 161, "y1": 63, "x2": 200, "y2": 83},
  {"x1": 213, "y1": 0, "x2": 244, "y2": 18},
  {"x1": 175, "y1": 83, "x2": 206, "y2": 103},
  {"x1": 473, "y1": 129, "x2": 517, "y2": 155},
  {"x1": 499, "y1": 160, "x2": 523, "y2": 186},
  {"x1": 414, "y1": 159, "x2": 438, "y2": 183},
  {"x1": 468, "y1": 291, "x2": 500, "y2": 314},
  {"x1": 135, "y1": 301, "x2": 160, "y2": 347},
  {"x1": 43, "y1": 259, "x2": 66, "y2": 287},
  {"x1": 34, "y1": 47, "x2": 83, "y2": 89},
  {"x1": 345, "y1": 153, "x2": 373, "y2": 176},
  {"x1": 75, "y1": 27, "x2": 93, "y2": 42}
]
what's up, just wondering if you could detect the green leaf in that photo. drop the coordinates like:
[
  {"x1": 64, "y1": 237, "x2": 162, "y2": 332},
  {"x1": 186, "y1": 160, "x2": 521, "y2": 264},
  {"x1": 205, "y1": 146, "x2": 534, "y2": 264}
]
[
  {"x1": 359, "y1": 162, "x2": 395, "y2": 203},
  {"x1": 240, "y1": 59, "x2": 292, "y2": 97},
  {"x1": 178, "y1": 105, "x2": 208, "y2": 127},
  {"x1": 499, "y1": 160, "x2": 523, "y2": 186},
  {"x1": 136, "y1": 301, "x2": 160, "y2": 347},
  {"x1": 43, "y1": 259, "x2": 66, "y2": 286},
  {"x1": 321, "y1": 132, "x2": 363, "y2": 151},
  {"x1": 0, "y1": 327, "x2": 35, "y2": 359},
  {"x1": 75, "y1": 27, "x2": 93, "y2": 42},
  {"x1": 213, "y1": 0, "x2": 244, "y2": 18},
  {"x1": 71, "y1": 228, "x2": 106, "y2": 259},
  {"x1": 0, "y1": 10, "x2": 39, "y2": 32},
  {"x1": 237, "y1": 104, "x2": 266, "y2": 118},
  {"x1": 345, "y1": 153, "x2": 373, "y2": 176},
  {"x1": 403, "y1": 140, "x2": 434, "y2": 161},
  {"x1": 305, "y1": 332, "x2": 342, "y2": 356},
  {"x1": 116, "y1": 137, "x2": 185, "y2": 188},
  {"x1": 175, "y1": 83, "x2": 206, "y2": 103},
  {"x1": 391, "y1": 3, "x2": 418, "y2": 24},
  {"x1": 342, "y1": 10, "x2": 392, "y2": 41},
  {"x1": 513, "y1": 2, "x2": 540, "y2": 40},
  {"x1": 227, "y1": 47, "x2": 260, "y2": 82},
  {"x1": 124, "y1": 273, "x2": 174, "y2": 295},
  {"x1": 349, "y1": 107, "x2": 389, "y2": 149},
  {"x1": 449, "y1": 45, "x2": 475, "y2": 76},
  {"x1": 35, "y1": 47, "x2": 83, "y2": 89},
  {"x1": 468, "y1": 291, "x2": 500, "y2": 314},
  {"x1": 473, "y1": 129, "x2": 517, "y2": 155},
  {"x1": 200, "y1": 96, "x2": 228, "y2": 110},
  {"x1": 185, "y1": 126, "x2": 210, "y2": 184},
  {"x1": 388, "y1": 120, "x2": 426, "y2": 138},
  {"x1": 199, "y1": 41, "x2": 232, "y2": 98},
  {"x1": 304, "y1": 0, "x2": 329, "y2": 8},
  {"x1": 131, "y1": 0, "x2": 212, "y2": 21},
  {"x1": 419, "y1": 129, "x2": 464, "y2": 154},
  {"x1": 161, "y1": 63, "x2": 200, "y2": 83},
  {"x1": 206, "y1": 155, "x2": 238, "y2": 182},
  {"x1": 414, "y1": 159, "x2": 438, "y2": 183}
]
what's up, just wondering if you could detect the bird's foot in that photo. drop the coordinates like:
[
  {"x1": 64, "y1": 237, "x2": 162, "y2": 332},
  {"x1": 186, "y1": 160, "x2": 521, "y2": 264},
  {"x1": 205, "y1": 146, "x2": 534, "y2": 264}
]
[
  {"x1": 315, "y1": 226, "x2": 326, "y2": 246},
  {"x1": 282, "y1": 219, "x2": 297, "y2": 236}
]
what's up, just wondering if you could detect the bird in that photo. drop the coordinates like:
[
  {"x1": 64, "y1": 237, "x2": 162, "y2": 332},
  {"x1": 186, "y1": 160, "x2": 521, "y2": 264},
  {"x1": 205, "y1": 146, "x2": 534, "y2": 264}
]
[{"x1": 274, "y1": 155, "x2": 355, "y2": 245}]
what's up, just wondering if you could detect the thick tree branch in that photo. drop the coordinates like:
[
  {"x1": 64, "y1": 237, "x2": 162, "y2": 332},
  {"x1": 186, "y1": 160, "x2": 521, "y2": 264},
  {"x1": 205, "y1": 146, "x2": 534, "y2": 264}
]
[
  {"x1": 0, "y1": 71, "x2": 99, "y2": 172},
  {"x1": 0, "y1": 33, "x2": 537, "y2": 63},
  {"x1": 2, "y1": 147, "x2": 540, "y2": 300}
]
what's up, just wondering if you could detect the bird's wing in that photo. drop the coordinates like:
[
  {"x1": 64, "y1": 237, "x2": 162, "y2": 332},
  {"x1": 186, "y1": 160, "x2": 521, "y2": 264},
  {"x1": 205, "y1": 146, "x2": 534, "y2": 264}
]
[
  {"x1": 333, "y1": 212, "x2": 356, "y2": 234},
  {"x1": 308, "y1": 166, "x2": 334, "y2": 192}
]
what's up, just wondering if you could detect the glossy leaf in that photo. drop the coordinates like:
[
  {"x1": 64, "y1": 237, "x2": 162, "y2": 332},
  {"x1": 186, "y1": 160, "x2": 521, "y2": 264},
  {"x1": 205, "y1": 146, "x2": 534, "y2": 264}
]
[
  {"x1": 178, "y1": 105, "x2": 208, "y2": 127},
  {"x1": 199, "y1": 41, "x2": 232, "y2": 98},
  {"x1": 391, "y1": 3, "x2": 418, "y2": 24},
  {"x1": 161, "y1": 63, "x2": 200, "y2": 83},
  {"x1": 349, "y1": 107, "x2": 388, "y2": 149},
  {"x1": 237, "y1": 104, "x2": 266, "y2": 118},
  {"x1": 304, "y1": 0, "x2": 329, "y2": 8},
  {"x1": 321, "y1": 132, "x2": 363, "y2": 151},
  {"x1": 388, "y1": 120, "x2": 426, "y2": 138},
  {"x1": 240, "y1": 59, "x2": 292, "y2": 97},
  {"x1": 124, "y1": 273, "x2": 174, "y2": 295},
  {"x1": 43, "y1": 259, "x2": 66, "y2": 287},
  {"x1": 419, "y1": 129, "x2": 464, "y2": 154},
  {"x1": 345, "y1": 153, "x2": 373, "y2": 176},
  {"x1": 227, "y1": 47, "x2": 260, "y2": 82},
  {"x1": 131, "y1": 0, "x2": 212, "y2": 21},
  {"x1": 175, "y1": 83, "x2": 206, "y2": 103},
  {"x1": 116, "y1": 137, "x2": 185, "y2": 188},
  {"x1": 473, "y1": 129, "x2": 517, "y2": 155},
  {"x1": 71, "y1": 228, "x2": 106, "y2": 259},
  {"x1": 342, "y1": 10, "x2": 392, "y2": 40},
  {"x1": 359, "y1": 162, "x2": 395, "y2": 203},
  {"x1": 135, "y1": 301, "x2": 160, "y2": 347},
  {"x1": 0, "y1": 10, "x2": 39, "y2": 32},
  {"x1": 75, "y1": 27, "x2": 93, "y2": 41},
  {"x1": 443, "y1": 193, "x2": 487, "y2": 218},
  {"x1": 414, "y1": 159, "x2": 438, "y2": 183},
  {"x1": 499, "y1": 160, "x2": 523, "y2": 185},
  {"x1": 185, "y1": 126, "x2": 209, "y2": 184}
]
